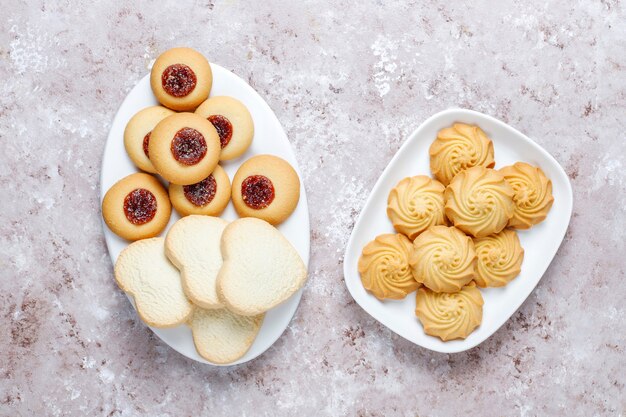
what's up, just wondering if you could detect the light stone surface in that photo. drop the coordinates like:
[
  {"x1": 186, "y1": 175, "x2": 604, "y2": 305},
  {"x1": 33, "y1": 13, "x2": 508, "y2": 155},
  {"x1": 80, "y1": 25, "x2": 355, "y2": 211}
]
[{"x1": 1, "y1": 1, "x2": 625, "y2": 416}]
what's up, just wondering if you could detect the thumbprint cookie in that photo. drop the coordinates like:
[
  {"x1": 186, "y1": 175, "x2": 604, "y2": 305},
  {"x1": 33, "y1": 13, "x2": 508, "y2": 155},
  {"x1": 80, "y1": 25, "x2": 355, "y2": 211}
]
[
  {"x1": 444, "y1": 166, "x2": 515, "y2": 238},
  {"x1": 102, "y1": 173, "x2": 171, "y2": 241},
  {"x1": 124, "y1": 106, "x2": 175, "y2": 174},
  {"x1": 231, "y1": 155, "x2": 300, "y2": 225},
  {"x1": 415, "y1": 283, "x2": 484, "y2": 341},
  {"x1": 429, "y1": 123, "x2": 495, "y2": 186},
  {"x1": 151, "y1": 47, "x2": 212, "y2": 111},
  {"x1": 387, "y1": 175, "x2": 447, "y2": 240},
  {"x1": 149, "y1": 113, "x2": 221, "y2": 185},
  {"x1": 499, "y1": 162, "x2": 554, "y2": 229},
  {"x1": 169, "y1": 165, "x2": 231, "y2": 217},
  {"x1": 195, "y1": 96, "x2": 254, "y2": 161}
]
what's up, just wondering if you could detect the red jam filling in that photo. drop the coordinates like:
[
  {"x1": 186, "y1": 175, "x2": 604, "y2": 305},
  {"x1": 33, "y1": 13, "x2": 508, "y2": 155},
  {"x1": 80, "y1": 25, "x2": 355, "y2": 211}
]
[
  {"x1": 161, "y1": 64, "x2": 197, "y2": 97},
  {"x1": 241, "y1": 175, "x2": 275, "y2": 209},
  {"x1": 207, "y1": 115, "x2": 233, "y2": 149},
  {"x1": 170, "y1": 128, "x2": 207, "y2": 165},
  {"x1": 123, "y1": 188, "x2": 157, "y2": 225},
  {"x1": 142, "y1": 131, "x2": 151, "y2": 158},
  {"x1": 183, "y1": 175, "x2": 217, "y2": 206}
]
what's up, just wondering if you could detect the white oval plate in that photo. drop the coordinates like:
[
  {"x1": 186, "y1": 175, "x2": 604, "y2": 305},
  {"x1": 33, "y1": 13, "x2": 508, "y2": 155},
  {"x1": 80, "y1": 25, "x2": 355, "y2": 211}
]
[
  {"x1": 100, "y1": 65, "x2": 310, "y2": 365},
  {"x1": 343, "y1": 108, "x2": 573, "y2": 353}
]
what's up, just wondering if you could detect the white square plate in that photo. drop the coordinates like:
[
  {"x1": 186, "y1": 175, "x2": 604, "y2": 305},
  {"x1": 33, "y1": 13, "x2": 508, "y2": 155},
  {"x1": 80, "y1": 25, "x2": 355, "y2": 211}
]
[{"x1": 343, "y1": 108, "x2": 573, "y2": 353}]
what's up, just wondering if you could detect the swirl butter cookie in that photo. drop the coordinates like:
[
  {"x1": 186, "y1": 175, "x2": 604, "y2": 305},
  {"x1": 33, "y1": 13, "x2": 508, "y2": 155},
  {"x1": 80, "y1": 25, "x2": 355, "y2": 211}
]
[
  {"x1": 195, "y1": 96, "x2": 254, "y2": 161},
  {"x1": 445, "y1": 166, "x2": 515, "y2": 238},
  {"x1": 387, "y1": 176, "x2": 447, "y2": 240},
  {"x1": 409, "y1": 225, "x2": 476, "y2": 293},
  {"x1": 499, "y1": 162, "x2": 554, "y2": 229},
  {"x1": 149, "y1": 113, "x2": 221, "y2": 185},
  {"x1": 358, "y1": 234, "x2": 420, "y2": 300},
  {"x1": 102, "y1": 173, "x2": 171, "y2": 241},
  {"x1": 473, "y1": 229, "x2": 524, "y2": 287},
  {"x1": 415, "y1": 283, "x2": 483, "y2": 341},
  {"x1": 150, "y1": 47, "x2": 212, "y2": 111},
  {"x1": 429, "y1": 123, "x2": 495, "y2": 186},
  {"x1": 169, "y1": 165, "x2": 231, "y2": 217},
  {"x1": 232, "y1": 155, "x2": 300, "y2": 225},
  {"x1": 123, "y1": 106, "x2": 175, "y2": 174}
]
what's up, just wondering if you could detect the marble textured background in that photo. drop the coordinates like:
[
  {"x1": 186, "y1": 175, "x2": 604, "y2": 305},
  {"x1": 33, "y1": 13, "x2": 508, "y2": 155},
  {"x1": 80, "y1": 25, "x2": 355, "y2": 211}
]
[{"x1": 1, "y1": 0, "x2": 625, "y2": 416}]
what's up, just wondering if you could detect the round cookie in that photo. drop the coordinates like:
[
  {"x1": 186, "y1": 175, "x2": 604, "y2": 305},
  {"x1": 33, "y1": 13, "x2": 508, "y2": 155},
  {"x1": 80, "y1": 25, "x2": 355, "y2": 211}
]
[
  {"x1": 195, "y1": 96, "x2": 254, "y2": 161},
  {"x1": 444, "y1": 166, "x2": 515, "y2": 238},
  {"x1": 169, "y1": 165, "x2": 231, "y2": 217},
  {"x1": 102, "y1": 173, "x2": 171, "y2": 241},
  {"x1": 149, "y1": 112, "x2": 221, "y2": 185},
  {"x1": 429, "y1": 123, "x2": 495, "y2": 186},
  {"x1": 415, "y1": 283, "x2": 484, "y2": 341},
  {"x1": 499, "y1": 162, "x2": 554, "y2": 229},
  {"x1": 358, "y1": 233, "x2": 420, "y2": 300},
  {"x1": 231, "y1": 155, "x2": 300, "y2": 225},
  {"x1": 150, "y1": 47, "x2": 212, "y2": 111},
  {"x1": 387, "y1": 175, "x2": 447, "y2": 240},
  {"x1": 473, "y1": 229, "x2": 524, "y2": 288},
  {"x1": 124, "y1": 106, "x2": 175, "y2": 173},
  {"x1": 409, "y1": 225, "x2": 477, "y2": 293}
]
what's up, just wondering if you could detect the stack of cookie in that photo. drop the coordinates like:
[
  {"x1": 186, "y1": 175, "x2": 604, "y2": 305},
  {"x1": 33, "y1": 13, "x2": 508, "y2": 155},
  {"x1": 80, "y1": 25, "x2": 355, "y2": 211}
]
[
  {"x1": 358, "y1": 123, "x2": 554, "y2": 342},
  {"x1": 101, "y1": 47, "x2": 307, "y2": 363}
]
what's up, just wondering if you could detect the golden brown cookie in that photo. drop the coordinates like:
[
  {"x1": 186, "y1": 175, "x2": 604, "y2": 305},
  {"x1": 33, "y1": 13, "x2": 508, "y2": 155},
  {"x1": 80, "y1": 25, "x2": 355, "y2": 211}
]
[
  {"x1": 149, "y1": 112, "x2": 221, "y2": 185},
  {"x1": 169, "y1": 165, "x2": 231, "y2": 217},
  {"x1": 444, "y1": 166, "x2": 515, "y2": 238},
  {"x1": 150, "y1": 47, "x2": 212, "y2": 111},
  {"x1": 499, "y1": 162, "x2": 554, "y2": 229},
  {"x1": 415, "y1": 282, "x2": 483, "y2": 341},
  {"x1": 473, "y1": 229, "x2": 524, "y2": 287},
  {"x1": 409, "y1": 225, "x2": 476, "y2": 293},
  {"x1": 102, "y1": 173, "x2": 171, "y2": 241},
  {"x1": 195, "y1": 96, "x2": 254, "y2": 161},
  {"x1": 124, "y1": 106, "x2": 175, "y2": 174},
  {"x1": 231, "y1": 155, "x2": 300, "y2": 225},
  {"x1": 358, "y1": 234, "x2": 420, "y2": 300},
  {"x1": 387, "y1": 176, "x2": 447, "y2": 240},
  {"x1": 429, "y1": 123, "x2": 495, "y2": 186}
]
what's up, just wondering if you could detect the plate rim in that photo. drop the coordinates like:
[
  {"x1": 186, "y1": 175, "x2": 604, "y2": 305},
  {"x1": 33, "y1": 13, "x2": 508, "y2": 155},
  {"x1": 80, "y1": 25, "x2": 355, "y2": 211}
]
[
  {"x1": 100, "y1": 64, "x2": 310, "y2": 366},
  {"x1": 343, "y1": 107, "x2": 573, "y2": 353}
]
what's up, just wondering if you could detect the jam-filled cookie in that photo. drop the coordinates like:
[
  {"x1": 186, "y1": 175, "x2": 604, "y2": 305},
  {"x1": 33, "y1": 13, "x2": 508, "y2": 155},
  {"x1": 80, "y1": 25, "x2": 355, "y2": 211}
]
[
  {"x1": 387, "y1": 175, "x2": 447, "y2": 240},
  {"x1": 499, "y1": 162, "x2": 554, "y2": 229},
  {"x1": 444, "y1": 166, "x2": 515, "y2": 238},
  {"x1": 195, "y1": 96, "x2": 254, "y2": 161},
  {"x1": 231, "y1": 155, "x2": 300, "y2": 225},
  {"x1": 358, "y1": 233, "x2": 420, "y2": 300},
  {"x1": 169, "y1": 165, "x2": 231, "y2": 217},
  {"x1": 429, "y1": 123, "x2": 495, "y2": 186},
  {"x1": 150, "y1": 47, "x2": 212, "y2": 111},
  {"x1": 124, "y1": 106, "x2": 175, "y2": 173},
  {"x1": 415, "y1": 282, "x2": 483, "y2": 341},
  {"x1": 409, "y1": 225, "x2": 477, "y2": 293},
  {"x1": 473, "y1": 229, "x2": 524, "y2": 287},
  {"x1": 149, "y1": 113, "x2": 221, "y2": 185},
  {"x1": 102, "y1": 173, "x2": 171, "y2": 241}
]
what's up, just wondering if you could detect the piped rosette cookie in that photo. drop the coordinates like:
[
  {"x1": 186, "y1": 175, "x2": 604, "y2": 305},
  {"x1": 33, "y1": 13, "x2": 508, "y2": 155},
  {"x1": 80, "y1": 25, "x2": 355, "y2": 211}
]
[
  {"x1": 358, "y1": 234, "x2": 420, "y2": 300},
  {"x1": 149, "y1": 113, "x2": 221, "y2": 185},
  {"x1": 444, "y1": 166, "x2": 515, "y2": 238},
  {"x1": 409, "y1": 225, "x2": 477, "y2": 293},
  {"x1": 169, "y1": 165, "x2": 231, "y2": 217},
  {"x1": 195, "y1": 96, "x2": 254, "y2": 161},
  {"x1": 387, "y1": 176, "x2": 447, "y2": 240},
  {"x1": 429, "y1": 123, "x2": 495, "y2": 186},
  {"x1": 124, "y1": 106, "x2": 175, "y2": 174},
  {"x1": 150, "y1": 47, "x2": 212, "y2": 111},
  {"x1": 473, "y1": 229, "x2": 524, "y2": 287},
  {"x1": 415, "y1": 282, "x2": 484, "y2": 341},
  {"x1": 499, "y1": 162, "x2": 554, "y2": 229}
]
